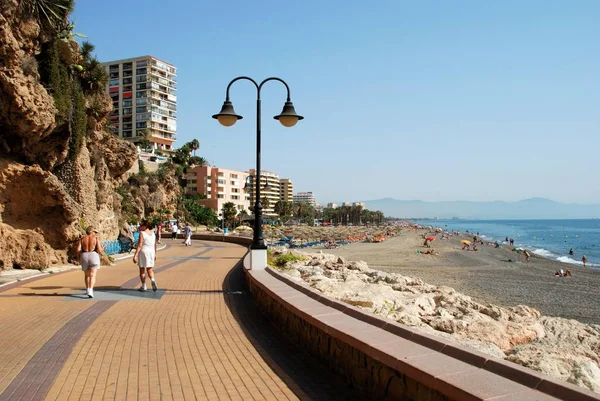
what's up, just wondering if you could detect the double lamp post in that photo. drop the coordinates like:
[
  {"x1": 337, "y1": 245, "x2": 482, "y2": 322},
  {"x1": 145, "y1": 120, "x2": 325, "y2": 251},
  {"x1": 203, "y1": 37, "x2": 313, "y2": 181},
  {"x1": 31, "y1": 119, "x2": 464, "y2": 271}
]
[{"x1": 212, "y1": 77, "x2": 303, "y2": 269}]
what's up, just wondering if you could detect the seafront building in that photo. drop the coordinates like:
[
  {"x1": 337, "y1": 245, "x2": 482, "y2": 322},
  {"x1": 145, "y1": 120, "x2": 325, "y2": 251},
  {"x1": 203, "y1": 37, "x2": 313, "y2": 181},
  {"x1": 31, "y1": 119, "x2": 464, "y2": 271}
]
[
  {"x1": 294, "y1": 192, "x2": 317, "y2": 207},
  {"x1": 279, "y1": 178, "x2": 294, "y2": 202},
  {"x1": 101, "y1": 56, "x2": 177, "y2": 152},
  {"x1": 248, "y1": 169, "x2": 282, "y2": 216},
  {"x1": 185, "y1": 166, "x2": 250, "y2": 213}
]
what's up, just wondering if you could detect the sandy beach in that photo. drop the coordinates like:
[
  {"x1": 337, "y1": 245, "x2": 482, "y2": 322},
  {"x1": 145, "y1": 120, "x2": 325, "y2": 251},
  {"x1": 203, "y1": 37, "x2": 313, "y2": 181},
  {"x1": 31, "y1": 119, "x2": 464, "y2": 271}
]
[{"x1": 318, "y1": 228, "x2": 600, "y2": 325}]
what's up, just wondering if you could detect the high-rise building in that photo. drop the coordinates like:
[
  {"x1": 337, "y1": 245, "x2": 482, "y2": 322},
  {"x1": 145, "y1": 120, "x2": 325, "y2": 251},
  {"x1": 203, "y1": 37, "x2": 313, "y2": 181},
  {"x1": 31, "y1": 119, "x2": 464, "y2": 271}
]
[
  {"x1": 248, "y1": 169, "x2": 281, "y2": 216},
  {"x1": 294, "y1": 192, "x2": 317, "y2": 207},
  {"x1": 185, "y1": 166, "x2": 250, "y2": 214},
  {"x1": 101, "y1": 56, "x2": 177, "y2": 152},
  {"x1": 327, "y1": 202, "x2": 338, "y2": 209},
  {"x1": 279, "y1": 178, "x2": 294, "y2": 202}
]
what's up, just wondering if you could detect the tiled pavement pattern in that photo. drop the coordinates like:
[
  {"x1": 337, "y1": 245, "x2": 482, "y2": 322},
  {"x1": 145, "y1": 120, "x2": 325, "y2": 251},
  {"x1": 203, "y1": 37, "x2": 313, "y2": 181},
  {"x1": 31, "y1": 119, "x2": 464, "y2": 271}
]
[{"x1": 0, "y1": 241, "x2": 361, "y2": 401}]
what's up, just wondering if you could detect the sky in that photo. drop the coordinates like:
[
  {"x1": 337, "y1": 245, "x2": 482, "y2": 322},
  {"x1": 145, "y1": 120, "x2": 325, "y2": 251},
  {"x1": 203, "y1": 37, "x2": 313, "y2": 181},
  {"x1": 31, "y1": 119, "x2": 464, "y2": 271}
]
[{"x1": 73, "y1": 0, "x2": 600, "y2": 205}]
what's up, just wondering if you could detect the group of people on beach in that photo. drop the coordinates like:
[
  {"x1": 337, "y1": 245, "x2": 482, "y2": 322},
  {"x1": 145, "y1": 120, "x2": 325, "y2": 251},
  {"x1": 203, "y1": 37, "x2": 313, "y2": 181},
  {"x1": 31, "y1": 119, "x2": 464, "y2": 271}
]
[{"x1": 76, "y1": 220, "x2": 195, "y2": 298}]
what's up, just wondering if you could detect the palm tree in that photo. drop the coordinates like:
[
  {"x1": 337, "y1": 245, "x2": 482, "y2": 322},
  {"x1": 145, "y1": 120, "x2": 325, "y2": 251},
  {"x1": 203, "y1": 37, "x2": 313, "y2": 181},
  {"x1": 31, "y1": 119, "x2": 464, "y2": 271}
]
[
  {"x1": 221, "y1": 202, "x2": 237, "y2": 229},
  {"x1": 274, "y1": 201, "x2": 283, "y2": 217},
  {"x1": 261, "y1": 197, "x2": 271, "y2": 214},
  {"x1": 191, "y1": 139, "x2": 200, "y2": 156}
]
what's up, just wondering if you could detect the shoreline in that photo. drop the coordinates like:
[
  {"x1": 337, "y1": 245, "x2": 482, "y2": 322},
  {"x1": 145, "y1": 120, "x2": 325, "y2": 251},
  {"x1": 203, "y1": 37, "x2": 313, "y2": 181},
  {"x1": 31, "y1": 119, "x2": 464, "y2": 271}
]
[{"x1": 316, "y1": 227, "x2": 600, "y2": 324}]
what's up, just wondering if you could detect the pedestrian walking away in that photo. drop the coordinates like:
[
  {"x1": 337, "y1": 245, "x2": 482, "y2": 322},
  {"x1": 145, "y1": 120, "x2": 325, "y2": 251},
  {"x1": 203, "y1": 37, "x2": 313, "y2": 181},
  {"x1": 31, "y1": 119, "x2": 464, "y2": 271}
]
[
  {"x1": 133, "y1": 219, "x2": 158, "y2": 292},
  {"x1": 77, "y1": 226, "x2": 104, "y2": 298},
  {"x1": 171, "y1": 220, "x2": 178, "y2": 240},
  {"x1": 184, "y1": 222, "x2": 192, "y2": 246},
  {"x1": 582, "y1": 255, "x2": 588, "y2": 267}
]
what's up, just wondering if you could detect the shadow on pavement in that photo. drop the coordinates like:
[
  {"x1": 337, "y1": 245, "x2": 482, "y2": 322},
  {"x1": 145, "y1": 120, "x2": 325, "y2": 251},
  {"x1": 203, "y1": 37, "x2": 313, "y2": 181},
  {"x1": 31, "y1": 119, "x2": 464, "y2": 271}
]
[{"x1": 222, "y1": 262, "x2": 367, "y2": 401}]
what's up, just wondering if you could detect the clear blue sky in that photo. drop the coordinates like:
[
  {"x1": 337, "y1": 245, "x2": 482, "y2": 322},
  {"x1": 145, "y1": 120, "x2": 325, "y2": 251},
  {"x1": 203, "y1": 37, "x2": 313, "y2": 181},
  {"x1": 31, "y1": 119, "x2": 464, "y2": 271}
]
[{"x1": 73, "y1": 0, "x2": 600, "y2": 205}]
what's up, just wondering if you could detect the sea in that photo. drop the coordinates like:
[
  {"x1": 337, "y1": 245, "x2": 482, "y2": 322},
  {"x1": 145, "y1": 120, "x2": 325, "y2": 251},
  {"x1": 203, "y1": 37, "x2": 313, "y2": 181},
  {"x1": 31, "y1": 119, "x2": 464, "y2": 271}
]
[{"x1": 411, "y1": 219, "x2": 600, "y2": 269}]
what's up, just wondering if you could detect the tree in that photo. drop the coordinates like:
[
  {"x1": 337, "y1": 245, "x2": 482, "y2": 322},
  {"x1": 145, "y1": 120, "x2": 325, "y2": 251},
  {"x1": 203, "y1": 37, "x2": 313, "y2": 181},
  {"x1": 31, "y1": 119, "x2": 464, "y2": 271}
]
[
  {"x1": 138, "y1": 129, "x2": 152, "y2": 152},
  {"x1": 274, "y1": 201, "x2": 284, "y2": 217},
  {"x1": 191, "y1": 139, "x2": 200, "y2": 156},
  {"x1": 183, "y1": 199, "x2": 217, "y2": 226},
  {"x1": 261, "y1": 197, "x2": 271, "y2": 213},
  {"x1": 189, "y1": 156, "x2": 208, "y2": 167},
  {"x1": 221, "y1": 202, "x2": 237, "y2": 229}
]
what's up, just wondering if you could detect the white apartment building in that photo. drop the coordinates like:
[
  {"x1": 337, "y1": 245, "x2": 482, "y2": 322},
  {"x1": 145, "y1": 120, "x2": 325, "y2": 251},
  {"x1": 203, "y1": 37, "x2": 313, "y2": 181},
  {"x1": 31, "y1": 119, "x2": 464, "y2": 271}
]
[
  {"x1": 186, "y1": 166, "x2": 250, "y2": 214},
  {"x1": 248, "y1": 169, "x2": 281, "y2": 216},
  {"x1": 353, "y1": 202, "x2": 365, "y2": 208},
  {"x1": 326, "y1": 203, "x2": 338, "y2": 209},
  {"x1": 294, "y1": 192, "x2": 317, "y2": 207},
  {"x1": 101, "y1": 56, "x2": 177, "y2": 152}
]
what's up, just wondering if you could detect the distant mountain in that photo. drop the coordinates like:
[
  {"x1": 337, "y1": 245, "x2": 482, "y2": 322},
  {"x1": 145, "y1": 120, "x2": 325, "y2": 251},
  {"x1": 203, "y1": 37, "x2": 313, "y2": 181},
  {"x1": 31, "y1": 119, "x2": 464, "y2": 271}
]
[{"x1": 362, "y1": 198, "x2": 600, "y2": 219}]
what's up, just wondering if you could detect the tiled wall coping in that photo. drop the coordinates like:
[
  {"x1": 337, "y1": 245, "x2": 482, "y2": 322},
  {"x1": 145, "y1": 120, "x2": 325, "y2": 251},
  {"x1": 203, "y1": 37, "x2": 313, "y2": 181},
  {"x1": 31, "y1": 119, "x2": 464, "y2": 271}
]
[{"x1": 245, "y1": 264, "x2": 600, "y2": 401}]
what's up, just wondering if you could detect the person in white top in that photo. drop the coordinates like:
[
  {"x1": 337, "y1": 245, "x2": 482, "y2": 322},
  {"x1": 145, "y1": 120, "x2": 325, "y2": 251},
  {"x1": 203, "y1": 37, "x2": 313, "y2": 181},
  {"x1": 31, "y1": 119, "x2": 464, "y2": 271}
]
[
  {"x1": 133, "y1": 219, "x2": 158, "y2": 292},
  {"x1": 171, "y1": 221, "x2": 178, "y2": 240}
]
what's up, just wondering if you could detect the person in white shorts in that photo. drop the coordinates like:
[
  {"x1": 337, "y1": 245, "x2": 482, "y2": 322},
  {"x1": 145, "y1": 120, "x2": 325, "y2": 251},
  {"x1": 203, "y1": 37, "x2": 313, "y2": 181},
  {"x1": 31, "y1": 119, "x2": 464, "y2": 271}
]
[
  {"x1": 133, "y1": 219, "x2": 158, "y2": 292},
  {"x1": 77, "y1": 226, "x2": 104, "y2": 298}
]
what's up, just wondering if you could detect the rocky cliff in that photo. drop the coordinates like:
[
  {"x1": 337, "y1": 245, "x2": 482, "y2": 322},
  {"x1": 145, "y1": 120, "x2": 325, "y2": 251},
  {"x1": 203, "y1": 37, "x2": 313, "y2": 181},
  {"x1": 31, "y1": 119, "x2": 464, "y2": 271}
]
[{"x1": 0, "y1": 0, "x2": 139, "y2": 270}]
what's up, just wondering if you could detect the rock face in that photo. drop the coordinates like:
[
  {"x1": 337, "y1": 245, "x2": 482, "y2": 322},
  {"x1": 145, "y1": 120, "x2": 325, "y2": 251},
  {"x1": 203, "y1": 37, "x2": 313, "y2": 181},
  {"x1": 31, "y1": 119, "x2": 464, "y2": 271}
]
[
  {"x1": 0, "y1": 1, "x2": 137, "y2": 270},
  {"x1": 274, "y1": 249, "x2": 600, "y2": 394}
]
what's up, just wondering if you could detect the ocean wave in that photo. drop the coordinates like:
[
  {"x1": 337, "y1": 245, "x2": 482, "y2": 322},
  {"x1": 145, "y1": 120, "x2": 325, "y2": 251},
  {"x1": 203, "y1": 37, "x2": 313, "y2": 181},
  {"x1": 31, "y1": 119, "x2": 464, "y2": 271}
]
[
  {"x1": 556, "y1": 256, "x2": 599, "y2": 267},
  {"x1": 533, "y1": 249, "x2": 555, "y2": 258}
]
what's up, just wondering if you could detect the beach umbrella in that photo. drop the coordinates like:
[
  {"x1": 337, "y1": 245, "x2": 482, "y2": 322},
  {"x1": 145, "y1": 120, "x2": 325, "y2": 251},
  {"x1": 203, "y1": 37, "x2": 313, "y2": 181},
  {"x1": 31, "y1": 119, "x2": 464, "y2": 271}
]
[{"x1": 460, "y1": 240, "x2": 471, "y2": 245}]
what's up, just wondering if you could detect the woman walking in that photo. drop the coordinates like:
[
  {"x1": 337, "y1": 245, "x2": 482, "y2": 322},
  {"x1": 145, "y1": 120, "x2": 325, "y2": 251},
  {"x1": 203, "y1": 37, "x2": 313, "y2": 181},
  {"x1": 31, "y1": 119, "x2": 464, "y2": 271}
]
[
  {"x1": 77, "y1": 226, "x2": 104, "y2": 298},
  {"x1": 133, "y1": 220, "x2": 158, "y2": 292}
]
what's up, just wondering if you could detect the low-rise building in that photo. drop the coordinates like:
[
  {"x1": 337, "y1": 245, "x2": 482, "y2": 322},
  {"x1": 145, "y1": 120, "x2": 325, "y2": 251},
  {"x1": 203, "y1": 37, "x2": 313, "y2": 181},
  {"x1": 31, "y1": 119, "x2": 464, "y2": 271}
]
[{"x1": 294, "y1": 192, "x2": 317, "y2": 207}]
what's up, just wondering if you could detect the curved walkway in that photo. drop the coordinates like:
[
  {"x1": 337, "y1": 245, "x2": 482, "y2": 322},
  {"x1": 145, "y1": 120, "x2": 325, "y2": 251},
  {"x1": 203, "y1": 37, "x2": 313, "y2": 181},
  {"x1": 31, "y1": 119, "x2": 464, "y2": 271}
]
[{"x1": 0, "y1": 241, "x2": 360, "y2": 401}]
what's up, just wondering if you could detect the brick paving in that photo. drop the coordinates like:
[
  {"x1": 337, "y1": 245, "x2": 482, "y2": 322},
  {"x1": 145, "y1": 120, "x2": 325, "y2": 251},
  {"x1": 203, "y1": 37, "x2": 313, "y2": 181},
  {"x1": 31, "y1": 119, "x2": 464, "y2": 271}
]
[{"x1": 0, "y1": 241, "x2": 360, "y2": 401}]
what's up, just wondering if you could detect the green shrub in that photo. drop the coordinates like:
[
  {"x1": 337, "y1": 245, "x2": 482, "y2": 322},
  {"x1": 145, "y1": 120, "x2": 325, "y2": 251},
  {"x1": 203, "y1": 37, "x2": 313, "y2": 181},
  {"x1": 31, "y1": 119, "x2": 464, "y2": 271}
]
[{"x1": 270, "y1": 252, "x2": 305, "y2": 268}]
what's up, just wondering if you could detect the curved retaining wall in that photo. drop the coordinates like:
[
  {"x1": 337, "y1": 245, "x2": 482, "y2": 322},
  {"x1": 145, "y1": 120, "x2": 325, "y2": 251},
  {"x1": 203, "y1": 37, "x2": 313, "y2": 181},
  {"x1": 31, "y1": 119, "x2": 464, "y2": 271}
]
[{"x1": 203, "y1": 235, "x2": 598, "y2": 400}]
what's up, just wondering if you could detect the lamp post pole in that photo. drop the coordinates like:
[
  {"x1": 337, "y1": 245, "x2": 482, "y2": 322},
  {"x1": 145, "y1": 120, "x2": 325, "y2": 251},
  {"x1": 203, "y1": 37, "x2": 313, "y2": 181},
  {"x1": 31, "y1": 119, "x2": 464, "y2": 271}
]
[{"x1": 212, "y1": 77, "x2": 303, "y2": 269}]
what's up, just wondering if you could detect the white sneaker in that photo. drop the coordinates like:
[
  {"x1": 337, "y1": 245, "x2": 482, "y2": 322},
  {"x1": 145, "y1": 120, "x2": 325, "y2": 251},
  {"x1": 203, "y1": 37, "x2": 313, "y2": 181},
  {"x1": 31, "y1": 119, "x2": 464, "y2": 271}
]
[
  {"x1": 88, "y1": 289, "x2": 94, "y2": 298},
  {"x1": 138, "y1": 286, "x2": 147, "y2": 292}
]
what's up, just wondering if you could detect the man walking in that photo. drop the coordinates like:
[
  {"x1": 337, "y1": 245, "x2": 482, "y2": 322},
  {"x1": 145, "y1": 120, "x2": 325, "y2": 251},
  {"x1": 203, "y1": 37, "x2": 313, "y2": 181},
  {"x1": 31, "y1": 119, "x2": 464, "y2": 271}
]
[
  {"x1": 171, "y1": 220, "x2": 178, "y2": 240},
  {"x1": 184, "y1": 222, "x2": 192, "y2": 246}
]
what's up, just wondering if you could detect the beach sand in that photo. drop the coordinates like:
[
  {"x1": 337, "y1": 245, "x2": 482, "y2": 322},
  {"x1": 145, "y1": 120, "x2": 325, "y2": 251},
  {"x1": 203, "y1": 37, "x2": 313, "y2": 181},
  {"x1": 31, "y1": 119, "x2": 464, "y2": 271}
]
[{"x1": 320, "y1": 229, "x2": 600, "y2": 325}]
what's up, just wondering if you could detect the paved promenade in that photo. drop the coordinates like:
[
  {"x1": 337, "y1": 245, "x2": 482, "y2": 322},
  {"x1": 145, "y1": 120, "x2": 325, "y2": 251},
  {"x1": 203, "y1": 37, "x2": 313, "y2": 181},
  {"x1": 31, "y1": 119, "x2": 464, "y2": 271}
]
[{"x1": 0, "y1": 241, "x2": 358, "y2": 401}]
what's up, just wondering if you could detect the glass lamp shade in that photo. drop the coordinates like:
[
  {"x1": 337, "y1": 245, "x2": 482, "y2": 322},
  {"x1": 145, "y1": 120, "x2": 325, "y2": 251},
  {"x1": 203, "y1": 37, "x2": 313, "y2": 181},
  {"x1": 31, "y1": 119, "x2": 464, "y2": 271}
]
[
  {"x1": 217, "y1": 115, "x2": 238, "y2": 127},
  {"x1": 212, "y1": 100, "x2": 243, "y2": 127},
  {"x1": 274, "y1": 101, "x2": 303, "y2": 128}
]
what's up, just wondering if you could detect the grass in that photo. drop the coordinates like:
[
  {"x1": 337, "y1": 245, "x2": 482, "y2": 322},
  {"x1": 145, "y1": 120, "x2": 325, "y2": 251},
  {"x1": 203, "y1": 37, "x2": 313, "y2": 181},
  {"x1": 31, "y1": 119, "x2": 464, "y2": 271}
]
[{"x1": 267, "y1": 250, "x2": 306, "y2": 270}]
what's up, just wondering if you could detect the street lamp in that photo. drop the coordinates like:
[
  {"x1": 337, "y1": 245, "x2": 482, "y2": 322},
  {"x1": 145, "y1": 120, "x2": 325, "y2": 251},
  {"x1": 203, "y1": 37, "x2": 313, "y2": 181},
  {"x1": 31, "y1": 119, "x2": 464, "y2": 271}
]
[{"x1": 213, "y1": 77, "x2": 303, "y2": 269}]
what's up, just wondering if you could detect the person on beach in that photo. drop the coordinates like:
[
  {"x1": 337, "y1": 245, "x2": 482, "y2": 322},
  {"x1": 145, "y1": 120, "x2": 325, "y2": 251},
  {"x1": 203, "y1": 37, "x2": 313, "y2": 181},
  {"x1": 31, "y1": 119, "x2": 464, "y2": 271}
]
[
  {"x1": 524, "y1": 250, "x2": 531, "y2": 262},
  {"x1": 569, "y1": 248, "x2": 574, "y2": 256},
  {"x1": 77, "y1": 226, "x2": 104, "y2": 298},
  {"x1": 582, "y1": 255, "x2": 587, "y2": 267},
  {"x1": 184, "y1": 222, "x2": 192, "y2": 246},
  {"x1": 133, "y1": 220, "x2": 158, "y2": 292}
]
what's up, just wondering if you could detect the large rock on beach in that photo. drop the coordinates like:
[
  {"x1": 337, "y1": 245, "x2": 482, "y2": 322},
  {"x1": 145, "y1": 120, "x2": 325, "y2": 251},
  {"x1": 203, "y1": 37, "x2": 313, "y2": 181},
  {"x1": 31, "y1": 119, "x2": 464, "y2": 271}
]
[{"x1": 276, "y1": 249, "x2": 600, "y2": 394}]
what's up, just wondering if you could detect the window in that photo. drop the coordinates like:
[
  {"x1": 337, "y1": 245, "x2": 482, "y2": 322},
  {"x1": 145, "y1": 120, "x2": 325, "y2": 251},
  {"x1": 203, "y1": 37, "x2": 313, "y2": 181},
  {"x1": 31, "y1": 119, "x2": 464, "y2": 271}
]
[
  {"x1": 136, "y1": 122, "x2": 147, "y2": 129},
  {"x1": 122, "y1": 116, "x2": 132, "y2": 123},
  {"x1": 136, "y1": 75, "x2": 147, "y2": 83},
  {"x1": 231, "y1": 195, "x2": 239, "y2": 200},
  {"x1": 187, "y1": 179, "x2": 197, "y2": 184},
  {"x1": 230, "y1": 181, "x2": 236, "y2": 186},
  {"x1": 109, "y1": 64, "x2": 119, "y2": 71},
  {"x1": 109, "y1": 72, "x2": 119, "y2": 79},
  {"x1": 122, "y1": 77, "x2": 132, "y2": 85},
  {"x1": 123, "y1": 85, "x2": 132, "y2": 92},
  {"x1": 136, "y1": 106, "x2": 147, "y2": 113},
  {"x1": 122, "y1": 108, "x2": 132, "y2": 115},
  {"x1": 217, "y1": 179, "x2": 225, "y2": 185},
  {"x1": 136, "y1": 91, "x2": 147, "y2": 98},
  {"x1": 136, "y1": 83, "x2": 147, "y2": 90},
  {"x1": 136, "y1": 68, "x2": 147, "y2": 75},
  {"x1": 109, "y1": 79, "x2": 119, "y2": 86},
  {"x1": 232, "y1": 188, "x2": 239, "y2": 193},
  {"x1": 137, "y1": 60, "x2": 147, "y2": 67},
  {"x1": 231, "y1": 174, "x2": 238, "y2": 178},
  {"x1": 123, "y1": 130, "x2": 132, "y2": 137},
  {"x1": 123, "y1": 62, "x2": 132, "y2": 70},
  {"x1": 217, "y1": 194, "x2": 224, "y2": 199},
  {"x1": 122, "y1": 100, "x2": 132, "y2": 107},
  {"x1": 136, "y1": 98, "x2": 147, "y2": 105}
]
